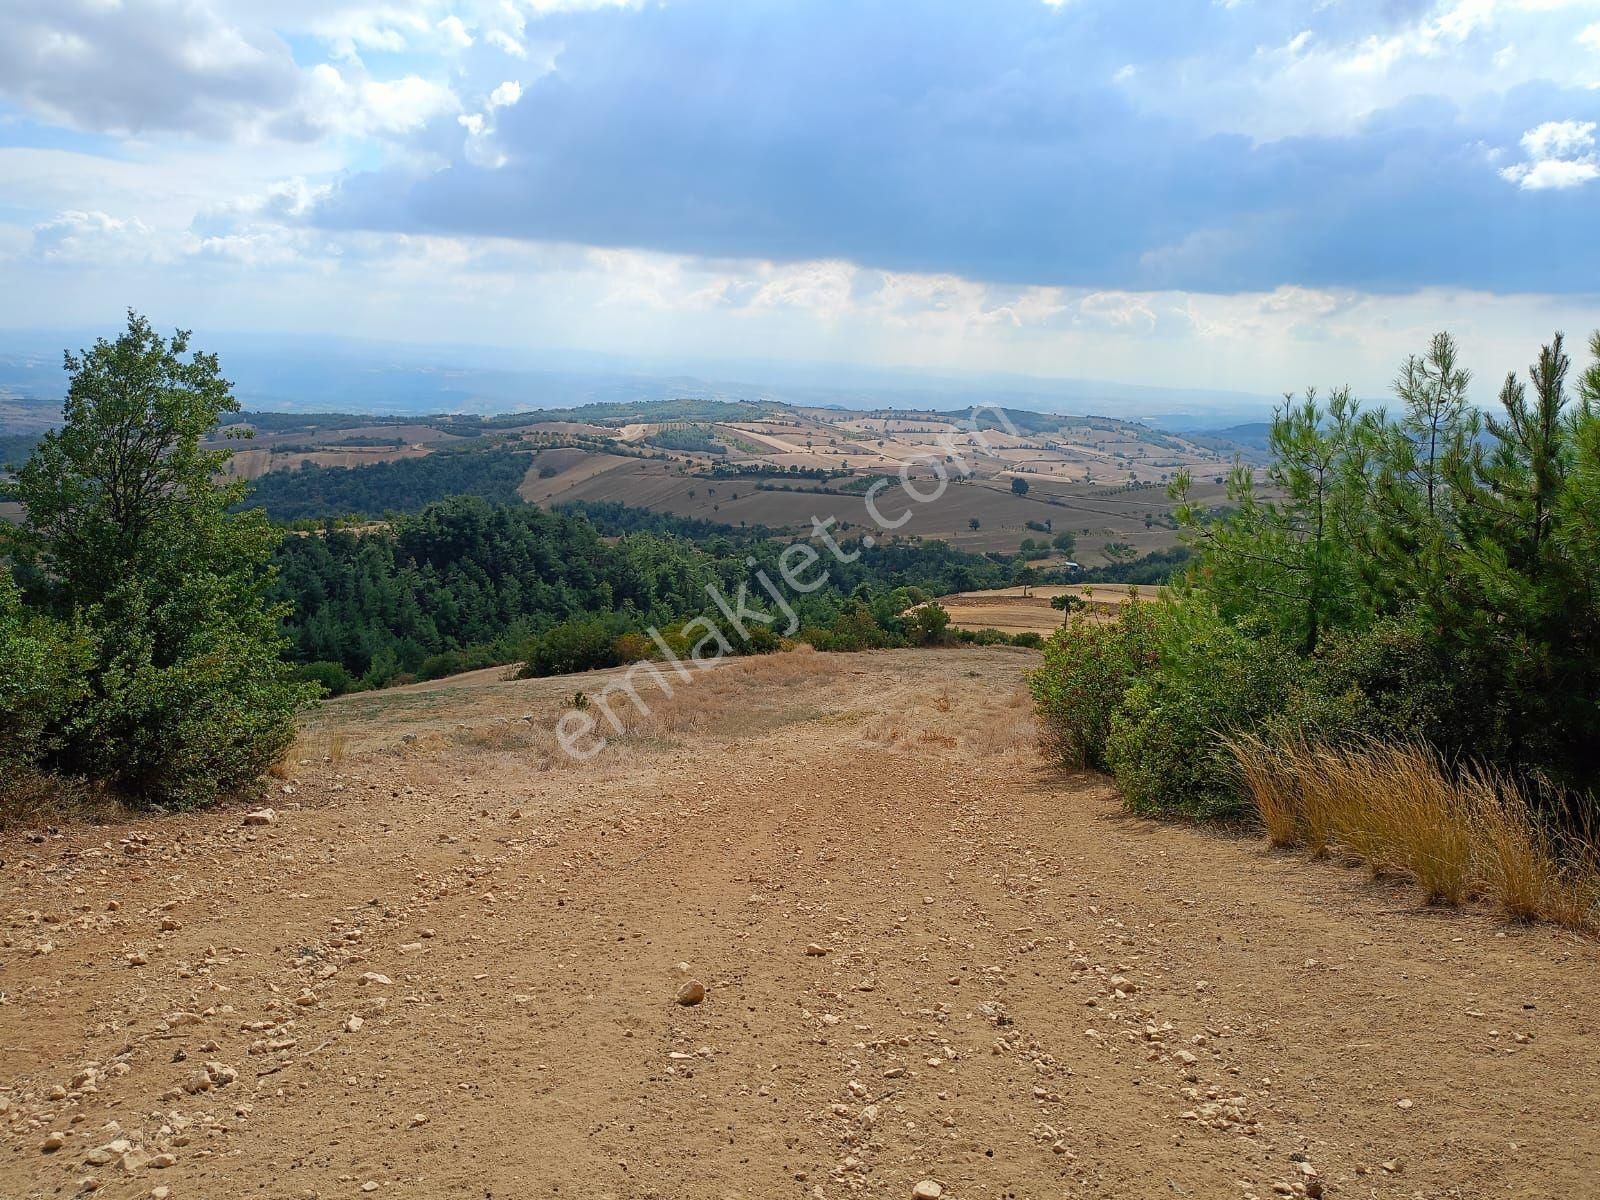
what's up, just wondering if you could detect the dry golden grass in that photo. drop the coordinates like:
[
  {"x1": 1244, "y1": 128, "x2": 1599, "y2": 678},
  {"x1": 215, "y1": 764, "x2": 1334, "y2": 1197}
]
[
  {"x1": 1227, "y1": 737, "x2": 1600, "y2": 935},
  {"x1": 1225, "y1": 734, "x2": 1298, "y2": 848},
  {"x1": 0, "y1": 771, "x2": 123, "y2": 832},
  {"x1": 560, "y1": 648, "x2": 840, "y2": 750},
  {"x1": 862, "y1": 683, "x2": 1035, "y2": 758}
]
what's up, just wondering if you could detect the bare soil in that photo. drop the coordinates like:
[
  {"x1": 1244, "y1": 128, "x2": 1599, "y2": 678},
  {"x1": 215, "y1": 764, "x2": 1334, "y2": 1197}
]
[{"x1": 3, "y1": 647, "x2": 1597, "y2": 1200}]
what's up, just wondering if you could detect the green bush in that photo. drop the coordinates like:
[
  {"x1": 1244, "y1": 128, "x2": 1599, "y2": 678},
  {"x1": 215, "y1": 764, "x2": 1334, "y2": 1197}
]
[
  {"x1": 904, "y1": 602, "x2": 952, "y2": 646},
  {"x1": 520, "y1": 615, "x2": 632, "y2": 677},
  {"x1": 800, "y1": 599, "x2": 901, "y2": 652},
  {"x1": 0, "y1": 571, "x2": 90, "y2": 800},
  {"x1": 1104, "y1": 604, "x2": 1299, "y2": 821},
  {"x1": 57, "y1": 575, "x2": 306, "y2": 808},
  {"x1": 1027, "y1": 602, "x2": 1161, "y2": 770},
  {"x1": 295, "y1": 660, "x2": 358, "y2": 696}
]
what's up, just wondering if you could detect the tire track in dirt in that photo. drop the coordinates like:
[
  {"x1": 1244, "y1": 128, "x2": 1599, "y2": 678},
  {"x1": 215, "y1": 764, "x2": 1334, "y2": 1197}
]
[{"x1": 3, "y1": 647, "x2": 1597, "y2": 1199}]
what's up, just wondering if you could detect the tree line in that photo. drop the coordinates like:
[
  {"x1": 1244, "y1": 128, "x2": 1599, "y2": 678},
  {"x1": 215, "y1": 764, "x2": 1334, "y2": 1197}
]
[{"x1": 1032, "y1": 329, "x2": 1600, "y2": 824}]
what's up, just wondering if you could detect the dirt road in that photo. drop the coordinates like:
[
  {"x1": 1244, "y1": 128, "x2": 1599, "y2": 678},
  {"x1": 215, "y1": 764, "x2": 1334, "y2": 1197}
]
[{"x1": 3, "y1": 648, "x2": 1597, "y2": 1199}]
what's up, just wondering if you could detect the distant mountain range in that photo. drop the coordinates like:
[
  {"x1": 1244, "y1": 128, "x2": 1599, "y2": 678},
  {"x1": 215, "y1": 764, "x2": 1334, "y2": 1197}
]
[{"x1": 0, "y1": 328, "x2": 1279, "y2": 436}]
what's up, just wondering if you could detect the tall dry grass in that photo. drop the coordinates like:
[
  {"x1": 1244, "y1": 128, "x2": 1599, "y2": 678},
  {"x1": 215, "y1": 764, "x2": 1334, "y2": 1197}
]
[{"x1": 1224, "y1": 736, "x2": 1600, "y2": 935}]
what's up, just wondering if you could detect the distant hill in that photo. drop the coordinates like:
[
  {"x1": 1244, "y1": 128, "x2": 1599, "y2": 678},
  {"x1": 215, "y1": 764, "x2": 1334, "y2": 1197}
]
[
  {"x1": 1179, "y1": 422, "x2": 1274, "y2": 462},
  {"x1": 0, "y1": 328, "x2": 1278, "y2": 426}
]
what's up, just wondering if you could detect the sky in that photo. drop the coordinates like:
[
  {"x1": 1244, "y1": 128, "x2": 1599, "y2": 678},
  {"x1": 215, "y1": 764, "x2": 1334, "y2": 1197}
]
[{"x1": 1, "y1": 0, "x2": 1598, "y2": 401}]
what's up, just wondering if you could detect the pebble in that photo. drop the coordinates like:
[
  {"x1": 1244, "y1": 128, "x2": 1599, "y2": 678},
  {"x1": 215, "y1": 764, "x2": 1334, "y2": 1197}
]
[
  {"x1": 41, "y1": 1131, "x2": 65, "y2": 1152},
  {"x1": 805, "y1": 943, "x2": 829, "y2": 956},
  {"x1": 676, "y1": 980, "x2": 707, "y2": 1006},
  {"x1": 242, "y1": 808, "x2": 276, "y2": 827},
  {"x1": 912, "y1": 1181, "x2": 943, "y2": 1200}
]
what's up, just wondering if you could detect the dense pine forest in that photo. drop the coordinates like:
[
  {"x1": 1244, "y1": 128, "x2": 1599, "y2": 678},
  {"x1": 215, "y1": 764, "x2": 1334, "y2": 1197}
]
[
  {"x1": 244, "y1": 447, "x2": 534, "y2": 521},
  {"x1": 271, "y1": 497, "x2": 1020, "y2": 692}
]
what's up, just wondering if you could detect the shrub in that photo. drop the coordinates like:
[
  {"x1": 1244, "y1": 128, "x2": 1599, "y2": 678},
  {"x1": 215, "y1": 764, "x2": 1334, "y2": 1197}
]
[
  {"x1": 295, "y1": 660, "x2": 357, "y2": 696},
  {"x1": 612, "y1": 631, "x2": 656, "y2": 664},
  {"x1": 0, "y1": 570, "x2": 90, "y2": 806},
  {"x1": 1027, "y1": 601, "x2": 1161, "y2": 770},
  {"x1": 800, "y1": 600, "x2": 901, "y2": 652},
  {"x1": 1104, "y1": 603, "x2": 1299, "y2": 821},
  {"x1": 57, "y1": 576, "x2": 306, "y2": 807},
  {"x1": 520, "y1": 615, "x2": 630, "y2": 677},
  {"x1": 904, "y1": 602, "x2": 952, "y2": 646}
]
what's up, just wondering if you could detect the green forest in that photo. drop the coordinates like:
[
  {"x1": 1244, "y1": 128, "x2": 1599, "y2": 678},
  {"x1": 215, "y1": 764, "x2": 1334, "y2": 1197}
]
[
  {"x1": 244, "y1": 447, "x2": 533, "y2": 521},
  {"x1": 271, "y1": 496, "x2": 1020, "y2": 693}
]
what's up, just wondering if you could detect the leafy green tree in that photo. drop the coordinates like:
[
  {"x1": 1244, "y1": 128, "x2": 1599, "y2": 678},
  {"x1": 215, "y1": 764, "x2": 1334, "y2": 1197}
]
[
  {"x1": 1049, "y1": 592, "x2": 1085, "y2": 624},
  {"x1": 1010, "y1": 476, "x2": 1030, "y2": 496},
  {"x1": 1051, "y1": 530, "x2": 1077, "y2": 556},
  {"x1": 9, "y1": 312, "x2": 309, "y2": 806}
]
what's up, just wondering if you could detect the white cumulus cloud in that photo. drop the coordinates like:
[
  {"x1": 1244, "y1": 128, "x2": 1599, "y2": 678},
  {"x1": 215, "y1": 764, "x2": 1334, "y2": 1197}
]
[{"x1": 1500, "y1": 119, "x2": 1599, "y2": 189}]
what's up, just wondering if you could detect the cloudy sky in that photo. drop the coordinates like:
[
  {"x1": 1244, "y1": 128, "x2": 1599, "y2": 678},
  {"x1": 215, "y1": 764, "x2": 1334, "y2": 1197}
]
[{"x1": 1, "y1": 0, "x2": 1597, "y2": 397}]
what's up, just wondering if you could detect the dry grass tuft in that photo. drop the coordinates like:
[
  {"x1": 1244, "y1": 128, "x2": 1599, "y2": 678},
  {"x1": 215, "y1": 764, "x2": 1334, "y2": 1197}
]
[
  {"x1": 0, "y1": 771, "x2": 123, "y2": 832},
  {"x1": 1225, "y1": 733, "x2": 1298, "y2": 848},
  {"x1": 1225, "y1": 737, "x2": 1600, "y2": 935}
]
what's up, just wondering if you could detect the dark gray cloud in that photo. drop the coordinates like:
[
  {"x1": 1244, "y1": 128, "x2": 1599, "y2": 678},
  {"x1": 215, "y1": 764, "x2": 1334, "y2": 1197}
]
[{"x1": 306, "y1": 0, "x2": 1600, "y2": 294}]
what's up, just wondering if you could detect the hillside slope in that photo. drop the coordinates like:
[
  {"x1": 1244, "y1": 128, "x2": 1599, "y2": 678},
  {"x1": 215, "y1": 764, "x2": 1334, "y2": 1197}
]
[{"x1": 2, "y1": 649, "x2": 1596, "y2": 1198}]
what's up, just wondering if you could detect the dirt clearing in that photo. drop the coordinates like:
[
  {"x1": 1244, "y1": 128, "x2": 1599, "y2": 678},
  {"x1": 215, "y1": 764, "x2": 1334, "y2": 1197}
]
[{"x1": 3, "y1": 648, "x2": 1596, "y2": 1199}]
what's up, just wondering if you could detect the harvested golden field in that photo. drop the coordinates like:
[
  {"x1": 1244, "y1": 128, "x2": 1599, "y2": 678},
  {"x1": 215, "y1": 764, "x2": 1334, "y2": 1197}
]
[
  {"x1": 939, "y1": 585, "x2": 1163, "y2": 636},
  {"x1": 526, "y1": 451, "x2": 1225, "y2": 563},
  {"x1": 4, "y1": 648, "x2": 1597, "y2": 1199}
]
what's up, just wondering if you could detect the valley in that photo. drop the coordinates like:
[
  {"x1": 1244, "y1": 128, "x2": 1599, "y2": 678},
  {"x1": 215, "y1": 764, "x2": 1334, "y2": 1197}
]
[{"x1": 199, "y1": 401, "x2": 1253, "y2": 566}]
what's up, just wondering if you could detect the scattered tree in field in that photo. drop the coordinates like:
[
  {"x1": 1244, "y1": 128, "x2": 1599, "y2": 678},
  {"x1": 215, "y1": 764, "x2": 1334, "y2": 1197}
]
[
  {"x1": 968, "y1": 517, "x2": 981, "y2": 530},
  {"x1": 1050, "y1": 592, "x2": 1086, "y2": 624},
  {"x1": 1010, "y1": 477, "x2": 1030, "y2": 496}
]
